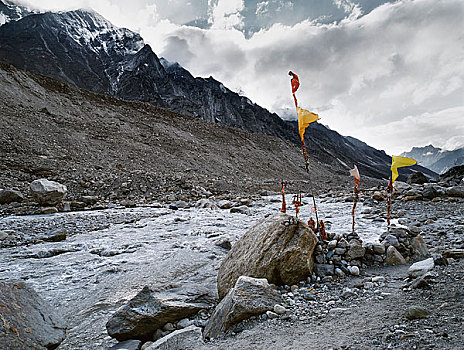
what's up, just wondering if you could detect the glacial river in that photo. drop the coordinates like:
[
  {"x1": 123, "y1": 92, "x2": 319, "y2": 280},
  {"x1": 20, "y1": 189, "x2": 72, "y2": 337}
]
[{"x1": 0, "y1": 195, "x2": 384, "y2": 348}]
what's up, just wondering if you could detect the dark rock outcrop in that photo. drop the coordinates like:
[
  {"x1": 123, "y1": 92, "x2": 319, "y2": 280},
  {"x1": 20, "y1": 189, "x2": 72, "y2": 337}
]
[
  {"x1": 106, "y1": 285, "x2": 214, "y2": 341},
  {"x1": 0, "y1": 280, "x2": 66, "y2": 350}
]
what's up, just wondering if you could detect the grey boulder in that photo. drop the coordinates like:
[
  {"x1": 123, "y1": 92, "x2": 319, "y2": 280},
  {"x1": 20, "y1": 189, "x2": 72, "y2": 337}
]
[
  {"x1": 0, "y1": 281, "x2": 66, "y2": 350},
  {"x1": 30, "y1": 179, "x2": 67, "y2": 206},
  {"x1": 106, "y1": 285, "x2": 214, "y2": 341},
  {"x1": 203, "y1": 276, "x2": 280, "y2": 340},
  {"x1": 217, "y1": 213, "x2": 317, "y2": 299}
]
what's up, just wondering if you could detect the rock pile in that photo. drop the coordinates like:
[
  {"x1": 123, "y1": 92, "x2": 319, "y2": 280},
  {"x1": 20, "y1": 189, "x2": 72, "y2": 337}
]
[{"x1": 313, "y1": 227, "x2": 430, "y2": 282}]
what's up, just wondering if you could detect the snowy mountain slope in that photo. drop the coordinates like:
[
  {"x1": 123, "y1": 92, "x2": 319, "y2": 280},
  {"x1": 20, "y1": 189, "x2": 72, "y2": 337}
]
[
  {"x1": 0, "y1": 0, "x2": 33, "y2": 25},
  {"x1": 0, "y1": 5, "x2": 436, "y2": 181}
]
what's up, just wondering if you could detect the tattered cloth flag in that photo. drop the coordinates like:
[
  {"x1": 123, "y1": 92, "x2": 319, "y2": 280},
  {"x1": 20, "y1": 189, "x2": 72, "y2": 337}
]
[
  {"x1": 297, "y1": 107, "x2": 319, "y2": 142},
  {"x1": 349, "y1": 164, "x2": 360, "y2": 186},
  {"x1": 391, "y1": 155, "x2": 417, "y2": 183},
  {"x1": 387, "y1": 155, "x2": 416, "y2": 228},
  {"x1": 349, "y1": 165, "x2": 361, "y2": 232}
]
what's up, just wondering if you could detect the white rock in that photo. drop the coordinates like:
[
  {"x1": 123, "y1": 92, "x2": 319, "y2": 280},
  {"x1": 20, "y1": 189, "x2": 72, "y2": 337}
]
[
  {"x1": 273, "y1": 304, "x2": 286, "y2": 315},
  {"x1": 328, "y1": 240, "x2": 337, "y2": 249},
  {"x1": 266, "y1": 311, "x2": 279, "y2": 319},
  {"x1": 348, "y1": 266, "x2": 360, "y2": 276},
  {"x1": 408, "y1": 258, "x2": 435, "y2": 278},
  {"x1": 372, "y1": 276, "x2": 386, "y2": 283}
]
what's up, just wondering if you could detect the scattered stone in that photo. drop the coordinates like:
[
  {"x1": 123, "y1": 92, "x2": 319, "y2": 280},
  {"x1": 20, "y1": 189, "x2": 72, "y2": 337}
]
[
  {"x1": 141, "y1": 342, "x2": 154, "y2": 350},
  {"x1": 422, "y1": 187, "x2": 438, "y2": 199},
  {"x1": 314, "y1": 264, "x2": 335, "y2": 278},
  {"x1": 146, "y1": 325, "x2": 203, "y2": 349},
  {"x1": 109, "y1": 339, "x2": 142, "y2": 350},
  {"x1": 30, "y1": 179, "x2": 67, "y2": 206},
  {"x1": 273, "y1": 304, "x2": 286, "y2": 315},
  {"x1": 0, "y1": 230, "x2": 9, "y2": 241},
  {"x1": 335, "y1": 267, "x2": 345, "y2": 278},
  {"x1": 446, "y1": 186, "x2": 464, "y2": 198},
  {"x1": 217, "y1": 200, "x2": 232, "y2": 209},
  {"x1": 106, "y1": 285, "x2": 214, "y2": 341},
  {"x1": 176, "y1": 318, "x2": 194, "y2": 329},
  {"x1": 266, "y1": 311, "x2": 279, "y2": 319},
  {"x1": 41, "y1": 228, "x2": 67, "y2": 242},
  {"x1": 409, "y1": 276, "x2": 430, "y2": 289},
  {"x1": 372, "y1": 276, "x2": 385, "y2": 283},
  {"x1": 346, "y1": 240, "x2": 366, "y2": 260},
  {"x1": 0, "y1": 188, "x2": 24, "y2": 204},
  {"x1": 327, "y1": 240, "x2": 337, "y2": 249},
  {"x1": 408, "y1": 258, "x2": 435, "y2": 278},
  {"x1": 404, "y1": 306, "x2": 431, "y2": 320},
  {"x1": 442, "y1": 249, "x2": 464, "y2": 259},
  {"x1": 409, "y1": 235, "x2": 430, "y2": 260},
  {"x1": 203, "y1": 276, "x2": 280, "y2": 339},
  {"x1": 0, "y1": 281, "x2": 66, "y2": 349},
  {"x1": 229, "y1": 205, "x2": 251, "y2": 215},
  {"x1": 214, "y1": 237, "x2": 232, "y2": 250},
  {"x1": 217, "y1": 213, "x2": 317, "y2": 299},
  {"x1": 385, "y1": 246, "x2": 406, "y2": 265},
  {"x1": 41, "y1": 207, "x2": 58, "y2": 214},
  {"x1": 373, "y1": 242, "x2": 386, "y2": 255},
  {"x1": 348, "y1": 266, "x2": 360, "y2": 276},
  {"x1": 162, "y1": 323, "x2": 175, "y2": 332},
  {"x1": 195, "y1": 199, "x2": 217, "y2": 209},
  {"x1": 407, "y1": 172, "x2": 428, "y2": 185},
  {"x1": 373, "y1": 191, "x2": 384, "y2": 201}
]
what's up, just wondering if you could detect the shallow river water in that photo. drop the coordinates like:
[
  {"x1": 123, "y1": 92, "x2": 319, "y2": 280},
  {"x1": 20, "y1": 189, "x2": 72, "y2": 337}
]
[{"x1": 0, "y1": 196, "x2": 384, "y2": 348}]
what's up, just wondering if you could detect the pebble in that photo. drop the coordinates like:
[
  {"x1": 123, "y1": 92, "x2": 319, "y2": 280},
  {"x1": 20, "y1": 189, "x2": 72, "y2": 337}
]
[
  {"x1": 348, "y1": 266, "x2": 360, "y2": 276},
  {"x1": 372, "y1": 276, "x2": 385, "y2": 283},
  {"x1": 266, "y1": 311, "x2": 279, "y2": 319},
  {"x1": 274, "y1": 304, "x2": 287, "y2": 315}
]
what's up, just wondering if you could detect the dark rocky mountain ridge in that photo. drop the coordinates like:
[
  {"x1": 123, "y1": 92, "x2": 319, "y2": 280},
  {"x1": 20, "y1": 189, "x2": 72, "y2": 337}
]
[{"x1": 0, "y1": 4, "x2": 436, "y2": 182}]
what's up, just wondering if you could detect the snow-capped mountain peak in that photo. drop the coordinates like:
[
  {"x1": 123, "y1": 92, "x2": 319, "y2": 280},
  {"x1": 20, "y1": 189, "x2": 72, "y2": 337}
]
[{"x1": 0, "y1": 0, "x2": 34, "y2": 25}]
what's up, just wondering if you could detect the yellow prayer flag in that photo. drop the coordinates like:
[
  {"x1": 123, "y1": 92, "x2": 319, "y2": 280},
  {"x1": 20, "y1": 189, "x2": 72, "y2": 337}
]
[
  {"x1": 391, "y1": 155, "x2": 417, "y2": 183},
  {"x1": 297, "y1": 107, "x2": 319, "y2": 141}
]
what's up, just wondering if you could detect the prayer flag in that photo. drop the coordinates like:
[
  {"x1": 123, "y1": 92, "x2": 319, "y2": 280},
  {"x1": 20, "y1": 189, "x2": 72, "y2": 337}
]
[
  {"x1": 297, "y1": 107, "x2": 319, "y2": 141},
  {"x1": 391, "y1": 155, "x2": 417, "y2": 183},
  {"x1": 349, "y1": 164, "x2": 360, "y2": 185}
]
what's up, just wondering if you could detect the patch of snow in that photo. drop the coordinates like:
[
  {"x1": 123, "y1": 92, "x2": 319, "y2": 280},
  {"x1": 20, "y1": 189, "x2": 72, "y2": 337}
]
[{"x1": 0, "y1": 13, "x2": 8, "y2": 25}]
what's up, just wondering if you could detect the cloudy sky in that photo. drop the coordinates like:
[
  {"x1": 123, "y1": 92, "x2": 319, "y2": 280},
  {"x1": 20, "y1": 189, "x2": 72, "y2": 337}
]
[{"x1": 15, "y1": 0, "x2": 464, "y2": 155}]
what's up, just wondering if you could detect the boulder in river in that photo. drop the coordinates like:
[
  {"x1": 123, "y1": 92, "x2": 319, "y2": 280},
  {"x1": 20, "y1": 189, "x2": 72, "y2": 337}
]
[
  {"x1": 217, "y1": 213, "x2": 318, "y2": 299},
  {"x1": 30, "y1": 179, "x2": 67, "y2": 206},
  {"x1": 0, "y1": 281, "x2": 66, "y2": 350},
  {"x1": 203, "y1": 276, "x2": 280, "y2": 340},
  {"x1": 106, "y1": 285, "x2": 215, "y2": 341}
]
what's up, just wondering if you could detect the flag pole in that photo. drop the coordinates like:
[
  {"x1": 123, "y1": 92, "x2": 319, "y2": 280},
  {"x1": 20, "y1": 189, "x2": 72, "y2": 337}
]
[
  {"x1": 386, "y1": 177, "x2": 393, "y2": 229},
  {"x1": 289, "y1": 71, "x2": 320, "y2": 232},
  {"x1": 351, "y1": 180, "x2": 359, "y2": 232}
]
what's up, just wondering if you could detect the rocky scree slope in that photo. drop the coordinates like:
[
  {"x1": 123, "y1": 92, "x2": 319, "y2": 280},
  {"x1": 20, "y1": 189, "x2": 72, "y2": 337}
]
[
  {"x1": 0, "y1": 6, "x2": 435, "y2": 181},
  {"x1": 0, "y1": 62, "x2": 346, "y2": 207}
]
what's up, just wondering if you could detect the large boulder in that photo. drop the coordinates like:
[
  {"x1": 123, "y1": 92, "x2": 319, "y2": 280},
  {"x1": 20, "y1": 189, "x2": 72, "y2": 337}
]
[
  {"x1": 217, "y1": 213, "x2": 318, "y2": 299},
  {"x1": 30, "y1": 179, "x2": 67, "y2": 206},
  {"x1": 0, "y1": 281, "x2": 66, "y2": 350},
  {"x1": 146, "y1": 325, "x2": 203, "y2": 349},
  {"x1": 203, "y1": 276, "x2": 280, "y2": 340},
  {"x1": 407, "y1": 172, "x2": 428, "y2": 185},
  {"x1": 0, "y1": 189, "x2": 24, "y2": 204},
  {"x1": 106, "y1": 285, "x2": 215, "y2": 341}
]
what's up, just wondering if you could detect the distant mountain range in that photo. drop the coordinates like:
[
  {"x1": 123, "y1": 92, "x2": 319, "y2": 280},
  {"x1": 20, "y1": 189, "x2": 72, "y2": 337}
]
[
  {"x1": 401, "y1": 145, "x2": 464, "y2": 174},
  {"x1": 0, "y1": 0, "x2": 436, "y2": 182}
]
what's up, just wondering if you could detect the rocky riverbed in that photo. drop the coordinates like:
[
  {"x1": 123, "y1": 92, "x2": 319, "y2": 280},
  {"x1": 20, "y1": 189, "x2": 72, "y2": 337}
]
[{"x1": 0, "y1": 186, "x2": 463, "y2": 349}]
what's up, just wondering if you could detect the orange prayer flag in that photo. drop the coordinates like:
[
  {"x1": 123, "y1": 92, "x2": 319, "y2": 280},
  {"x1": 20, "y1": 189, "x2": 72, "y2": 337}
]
[{"x1": 297, "y1": 107, "x2": 319, "y2": 141}]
